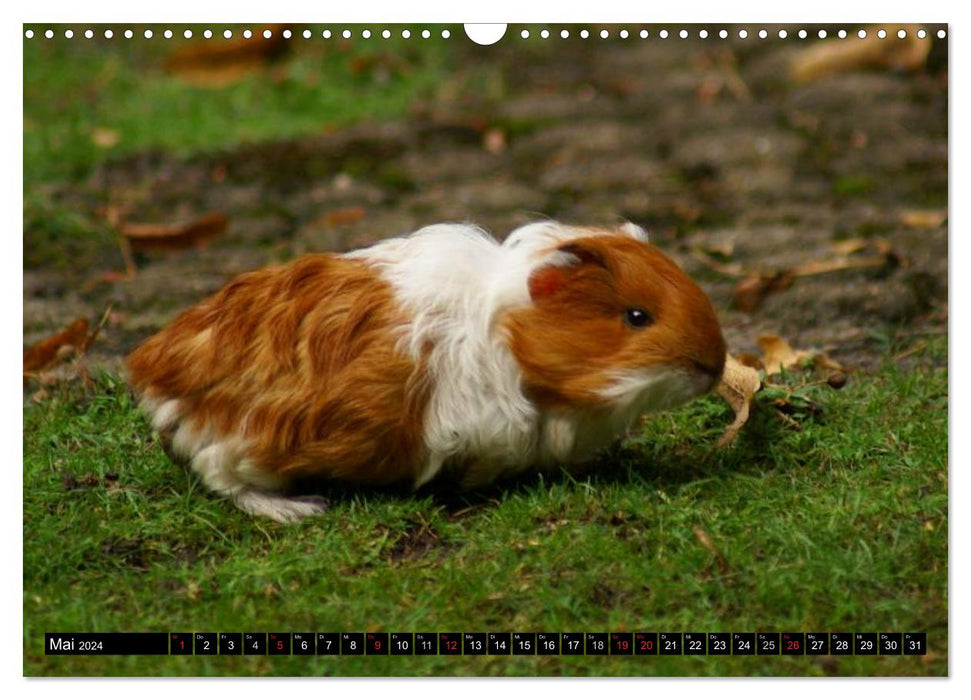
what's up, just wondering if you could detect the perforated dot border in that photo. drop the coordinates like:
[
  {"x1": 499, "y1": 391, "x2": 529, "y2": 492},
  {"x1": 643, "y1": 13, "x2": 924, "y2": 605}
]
[
  {"x1": 22, "y1": 25, "x2": 947, "y2": 42},
  {"x1": 22, "y1": 26, "x2": 458, "y2": 41}
]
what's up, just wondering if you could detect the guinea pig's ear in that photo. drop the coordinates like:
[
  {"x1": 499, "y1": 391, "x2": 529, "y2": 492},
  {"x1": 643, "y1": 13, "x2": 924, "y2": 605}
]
[
  {"x1": 619, "y1": 222, "x2": 649, "y2": 242},
  {"x1": 527, "y1": 239, "x2": 608, "y2": 301}
]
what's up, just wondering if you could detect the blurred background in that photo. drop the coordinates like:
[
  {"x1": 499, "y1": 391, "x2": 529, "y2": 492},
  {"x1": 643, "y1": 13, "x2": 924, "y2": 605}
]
[{"x1": 24, "y1": 22, "x2": 947, "y2": 382}]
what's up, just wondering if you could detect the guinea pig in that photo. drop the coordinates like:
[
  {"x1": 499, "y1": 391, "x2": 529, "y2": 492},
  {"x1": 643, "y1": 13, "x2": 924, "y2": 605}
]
[{"x1": 126, "y1": 220, "x2": 726, "y2": 522}]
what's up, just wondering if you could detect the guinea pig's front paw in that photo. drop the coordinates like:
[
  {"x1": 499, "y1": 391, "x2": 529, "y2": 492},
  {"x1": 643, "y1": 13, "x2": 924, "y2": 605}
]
[{"x1": 231, "y1": 489, "x2": 330, "y2": 523}]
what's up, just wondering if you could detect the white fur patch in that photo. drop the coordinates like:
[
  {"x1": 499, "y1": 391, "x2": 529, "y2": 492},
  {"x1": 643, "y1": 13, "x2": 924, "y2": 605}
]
[
  {"x1": 150, "y1": 399, "x2": 182, "y2": 432},
  {"x1": 349, "y1": 221, "x2": 676, "y2": 485},
  {"x1": 233, "y1": 490, "x2": 329, "y2": 523}
]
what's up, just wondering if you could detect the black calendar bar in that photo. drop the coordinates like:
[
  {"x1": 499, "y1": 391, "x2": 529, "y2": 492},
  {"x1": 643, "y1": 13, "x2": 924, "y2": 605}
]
[
  {"x1": 44, "y1": 632, "x2": 928, "y2": 655},
  {"x1": 45, "y1": 633, "x2": 169, "y2": 655}
]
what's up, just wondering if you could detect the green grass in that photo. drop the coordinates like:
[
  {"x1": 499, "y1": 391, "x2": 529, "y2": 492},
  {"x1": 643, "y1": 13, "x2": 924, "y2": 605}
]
[
  {"x1": 23, "y1": 342, "x2": 947, "y2": 676},
  {"x1": 23, "y1": 25, "x2": 456, "y2": 188}
]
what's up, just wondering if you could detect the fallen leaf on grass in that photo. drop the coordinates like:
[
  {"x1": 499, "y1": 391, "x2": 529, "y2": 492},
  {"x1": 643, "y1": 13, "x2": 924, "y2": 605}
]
[
  {"x1": 90, "y1": 127, "x2": 120, "y2": 148},
  {"x1": 694, "y1": 238, "x2": 907, "y2": 312},
  {"x1": 323, "y1": 206, "x2": 366, "y2": 228},
  {"x1": 165, "y1": 25, "x2": 291, "y2": 87},
  {"x1": 23, "y1": 319, "x2": 89, "y2": 375},
  {"x1": 120, "y1": 212, "x2": 228, "y2": 253},
  {"x1": 758, "y1": 333, "x2": 843, "y2": 376},
  {"x1": 790, "y1": 24, "x2": 931, "y2": 83},
  {"x1": 714, "y1": 354, "x2": 761, "y2": 447},
  {"x1": 23, "y1": 306, "x2": 113, "y2": 387},
  {"x1": 830, "y1": 238, "x2": 869, "y2": 256},
  {"x1": 693, "y1": 526, "x2": 729, "y2": 575},
  {"x1": 900, "y1": 208, "x2": 948, "y2": 229},
  {"x1": 734, "y1": 272, "x2": 794, "y2": 312},
  {"x1": 483, "y1": 128, "x2": 506, "y2": 154}
]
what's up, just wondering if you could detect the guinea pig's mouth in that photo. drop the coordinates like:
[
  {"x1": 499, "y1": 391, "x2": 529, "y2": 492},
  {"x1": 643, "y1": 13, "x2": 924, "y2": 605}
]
[
  {"x1": 598, "y1": 365, "x2": 714, "y2": 414},
  {"x1": 690, "y1": 359, "x2": 724, "y2": 394}
]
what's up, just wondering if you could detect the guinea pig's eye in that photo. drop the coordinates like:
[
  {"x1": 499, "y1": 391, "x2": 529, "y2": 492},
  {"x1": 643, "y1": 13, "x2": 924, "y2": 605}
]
[{"x1": 624, "y1": 308, "x2": 653, "y2": 329}]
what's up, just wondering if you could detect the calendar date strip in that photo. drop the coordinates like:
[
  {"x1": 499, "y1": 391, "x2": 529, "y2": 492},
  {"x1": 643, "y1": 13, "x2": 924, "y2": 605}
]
[{"x1": 46, "y1": 631, "x2": 927, "y2": 656}]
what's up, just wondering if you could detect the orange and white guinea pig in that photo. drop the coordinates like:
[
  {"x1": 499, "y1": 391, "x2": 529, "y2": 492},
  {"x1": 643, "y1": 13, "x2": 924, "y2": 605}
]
[{"x1": 127, "y1": 221, "x2": 726, "y2": 522}]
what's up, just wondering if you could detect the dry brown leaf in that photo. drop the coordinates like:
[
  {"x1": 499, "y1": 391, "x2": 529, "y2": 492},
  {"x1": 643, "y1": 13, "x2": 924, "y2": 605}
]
[
  {"x1": 483, "y1": 128, "x2": 506, "y2": 154},
  {"x1": 790, "y1": 256, "x2": 889, "y2": 277},
  {"x1": 830, "y1": 238, "x2": 869, "y2": 255},
  {"x1": 758, "y1": 333, "x2": 844, "y2": 376},
  {"x1": 790, "y1": 24, "x2": 931, "y2": 83},
  {"x1": 91, "y1": 127, "x2": 120, "y2": 148},
  {"x1": 120, "y1": 212, "x2": 228, "y2": 252},
  {"x1": 690, "y1": 248, "x2": 746, "y2": 276},
  {"x1": 758, "y1": 334, "x2": 813, "y2": 376},
  {"x1": 900, "y1": 208, "x2": 947, "y2": 229},
  {"x1": 714, "y1": 353, "x2": 761, "y2": 447},
  {"x1": 698, "y1": 239, "x2": 736, "y2": 260},
  {"x1": 734, "y1": 272, "x2": 794, "y2": 312},
  {"x1": 735, "y1": 352, "x2": 763, "y2": 370},
  {"x1": 323, "y1": 206, "x2": 366, "y2": 228},
  {"x1": 693, "y1": 526, "x2": 729, "y2": 575},
  {"x1": 165, "y1": 25, "x2": 291, "y2": 87},
  {"x1": 23, "y1": 319, "x2": 89, "y2": 375}
]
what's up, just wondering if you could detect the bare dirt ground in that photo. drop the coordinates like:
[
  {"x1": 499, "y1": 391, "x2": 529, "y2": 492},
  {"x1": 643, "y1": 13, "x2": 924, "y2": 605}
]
[{"x1": 24, "y1": 32, "x2": 948, "y2": 374}]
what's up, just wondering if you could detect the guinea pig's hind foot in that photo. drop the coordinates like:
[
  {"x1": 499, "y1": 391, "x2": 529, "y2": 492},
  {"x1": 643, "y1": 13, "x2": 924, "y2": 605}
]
[{"x1": 231, "y1": 488, "x2": 330, "y2": 523}]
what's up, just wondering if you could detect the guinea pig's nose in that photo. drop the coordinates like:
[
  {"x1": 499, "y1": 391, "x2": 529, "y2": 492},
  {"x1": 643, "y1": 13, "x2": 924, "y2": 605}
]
[{"x1": 690, "y1": 341, "x2": 726, "y2": 389}]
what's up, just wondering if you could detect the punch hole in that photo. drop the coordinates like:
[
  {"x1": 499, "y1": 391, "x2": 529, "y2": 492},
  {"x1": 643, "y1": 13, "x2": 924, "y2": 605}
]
[
  {"x1": 917, "y1": 29, "x2": 927, "y2": 39},
  {"x1": 104, "y1": 29, "x2": 113, "y2": 38},
  {"x1": 283, "y1": 29, "x2": 291, "y2": 39},
  {"x1": 758, "y1": 29, "x2": 766, "y2": 39},
  {"x1": 798, "y1": 29, "x2": 807, "y2": 38},
  {"x1": 679, "y1": 29, "x2": 688, "y2": 39},
  {"x1": 738, "y1": 29, "x2": 748, "y2": 39},
  {"x1": 520, "y1": 29, "x2": 529, "y2": 39},
  {"x1": 124, "y1": 29, "x2": 133, "y2": 39},
  {"x1": 897, "y1": 29, "x2": 906, "y2": 39},
  {"x1": 858, "y1": 29, "x2": 867, "y2": 38},
  {"x1": 422, "y1": 29, "x2": 430, "y2": 38},
  {"x1": 243, "y1": 29, "x2": 252, "y2": 39},
  {"x1": 937, "y1": 29, "x2": 946, "y2": 39},
  {"x1": 382, "y1": 29, "x2": 391, "y2": 39},
  {"x1": 659, "y1": 29, "x2": 668, "y2": 39},
  {"x1": 778, "y1": 29, "x2": 788, "y2": 38},
  {"x1": 323, "y1": 30, "x2": 332, "y2": 39},
  {"x1": 184, "y1": 29, "x2": 192, "y2": 39},
  {"x1": 85, "y1": 29, "x2": 93, "y2": 39},
  {"x1": 164, "y1": 29, "x2": 173, "y2": 39},
  {"x1": 144, "y1": 29, "x2": 152, "y2": 39},
  {"x1": 877, "y1": 29, "x2": 887, "y2": 39},
  {"x1": 838, "y1": 29, "x2": 847, "y2": 38},
  {"x1": 464, "y1": 24, "x2": 507, "y2": 46},
  {"x1": 701, "y1": 29, "x2": 710, "y2": 39},
  {"x1": 362, "y1": 29, "x2": 371, "y2": 39},
  {"x1": 818, "y1": 29, "x2": 827, "y2": 39},
  {"x1": 541, "y1": 29, "x2": 549, "y2": 39},
  {"x1": 560, "y1": 29, "x2": 569, "y2": 39},
  {"x1": 718, "y1": 29, "x2": 727, "y2": 39},
  {"x1": 402, "y1": 29, "x2": 411, "y2": 39},
  {"x1": 45, "y1": 29, "x2": 53, "y2": 39},
  {"x1": 203, "y1": 29, "x2": 212, "y2": 39},
  {"x1": 223, "y1": 29, "x2": 232, "y2": 39},
  {"x1": 441, "y1": 29, "x2": 451, "y2": 38},
  {"x1": 64, "y1": 29, "x2": 73, "y2": 39},
  {"x1": 582, "y1": 29, "x2": 590, "y2": 39},
  {"x1": 24, "y1": 29, "x2": 33, "y2": 39},
  {"x1": 600, "y1": 29, "x2": 609, "y2": 39},
  {"x1": 303, "y1": 29, "x2": 311, "y2": 39},
  {"x1": 620, "y1": 29, "x2": 629, "y2": 38},
  {"x1": 639, "y1": 29, "x2": 648, "y2": 38},
  {"x1": 343, "y1": 30, "x2": 352, "y2": 39}
]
